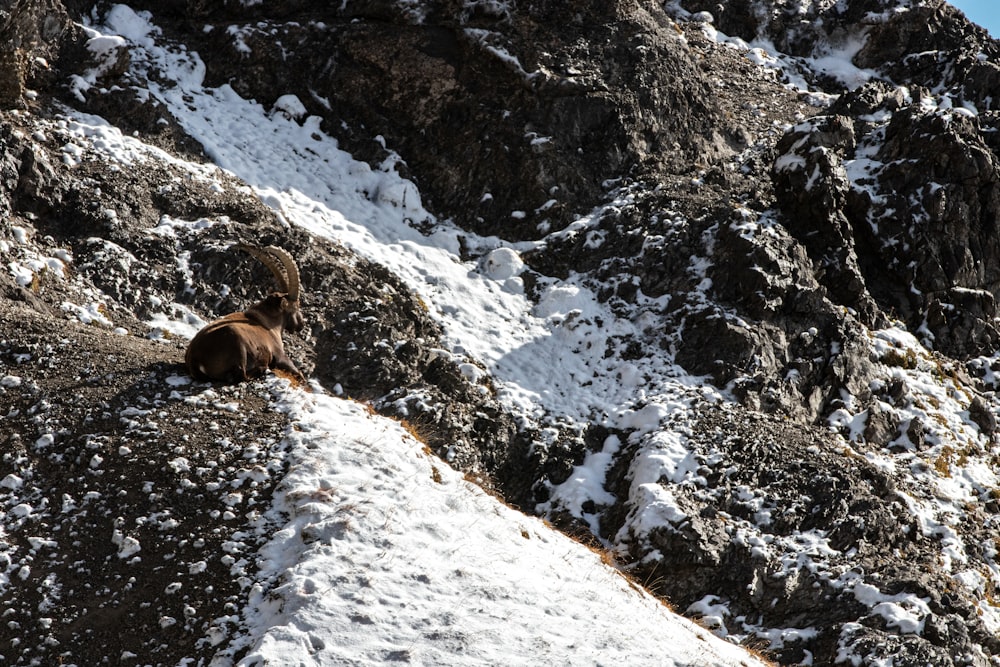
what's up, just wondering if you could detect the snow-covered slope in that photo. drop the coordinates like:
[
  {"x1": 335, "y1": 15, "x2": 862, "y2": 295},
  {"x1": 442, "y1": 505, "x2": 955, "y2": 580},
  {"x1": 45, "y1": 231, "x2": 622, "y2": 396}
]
[
  {"x1": 7, "y1": 1, "x2": 1000, "y2": 665},
  {"x1": 224, "y1": 381, "x2": 763, "y2": 666}
]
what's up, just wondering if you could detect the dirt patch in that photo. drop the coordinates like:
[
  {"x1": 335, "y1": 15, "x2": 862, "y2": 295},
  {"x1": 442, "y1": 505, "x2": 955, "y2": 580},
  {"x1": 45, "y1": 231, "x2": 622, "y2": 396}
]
[{"x1": 1, "y1": 302, "x2": 289, "y2": 665}]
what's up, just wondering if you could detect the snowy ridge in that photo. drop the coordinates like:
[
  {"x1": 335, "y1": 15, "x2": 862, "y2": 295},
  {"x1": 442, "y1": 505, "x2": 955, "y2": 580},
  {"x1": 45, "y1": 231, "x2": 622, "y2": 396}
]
[{"x1": 224, "y1": 379, "x2": 764, "y2": 666}]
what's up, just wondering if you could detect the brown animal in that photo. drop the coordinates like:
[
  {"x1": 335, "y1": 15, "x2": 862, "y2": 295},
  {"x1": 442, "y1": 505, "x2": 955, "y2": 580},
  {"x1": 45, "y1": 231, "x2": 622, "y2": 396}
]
[{"x1": 185, "y1": 244, "x2": 306, "y2": 383}]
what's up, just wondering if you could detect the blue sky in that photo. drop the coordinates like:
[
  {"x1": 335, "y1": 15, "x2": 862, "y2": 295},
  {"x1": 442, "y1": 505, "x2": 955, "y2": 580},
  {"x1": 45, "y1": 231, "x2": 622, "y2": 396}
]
[{"x1": 947, "y1": 0, "x2": 999, "y2": 37}]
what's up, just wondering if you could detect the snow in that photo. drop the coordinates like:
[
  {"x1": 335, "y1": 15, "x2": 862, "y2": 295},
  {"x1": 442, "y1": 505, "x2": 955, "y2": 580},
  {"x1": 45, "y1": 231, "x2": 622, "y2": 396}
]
[
  {"x1": 686, "y1": 6, "x2": 880, "y2": 98},
  {"x1": 68, "y1": 24, "x2": 128, "y2": 101},
  {"x1": 850, "y1": 580, "x2": 930, "y2": 635},
  {"x1": 234, "y1": 383, "x2": 762, "y2": 666},
  {"x1": 806, "y1": 34, "x2": 878, "y2": 90},
  {"x1": 271, "y1": 94, "x2": 307, "y2": 121},
  {"x1": 541, "y1": 433, "x2": 621, "y2": 534},
  {"x1": 479, "y1": 247, "x2": 525, "y2": 282}
]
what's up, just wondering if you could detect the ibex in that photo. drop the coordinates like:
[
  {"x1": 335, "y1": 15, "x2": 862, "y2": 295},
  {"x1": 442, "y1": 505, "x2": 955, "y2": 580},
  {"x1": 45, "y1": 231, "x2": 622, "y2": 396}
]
[{"x1": 185, "y1": 244, "x2": 306, "y2": 384}]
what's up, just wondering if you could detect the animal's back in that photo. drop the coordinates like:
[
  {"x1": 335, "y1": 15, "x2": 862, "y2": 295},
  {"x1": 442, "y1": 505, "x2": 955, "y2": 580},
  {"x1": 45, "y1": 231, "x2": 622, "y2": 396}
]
[{"x1": 186, "y1": 317, "x2": 252, "y2": 381}]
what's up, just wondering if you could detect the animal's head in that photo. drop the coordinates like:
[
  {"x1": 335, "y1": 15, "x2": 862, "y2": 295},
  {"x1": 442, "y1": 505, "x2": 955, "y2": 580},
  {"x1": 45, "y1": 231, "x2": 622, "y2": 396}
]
[
  {"x1": 260, "y1": 292, "x2": 305, "y2": 333},
  {"x1": 237, "y1": 244, "x2": 304, "y2": 332}
]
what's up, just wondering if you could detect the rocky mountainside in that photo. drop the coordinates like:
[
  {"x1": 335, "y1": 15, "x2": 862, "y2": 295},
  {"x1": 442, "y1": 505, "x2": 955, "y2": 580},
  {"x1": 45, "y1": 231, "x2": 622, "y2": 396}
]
[{"x1": 4, "y1": 0, "x2": 1000, "y2": 665}]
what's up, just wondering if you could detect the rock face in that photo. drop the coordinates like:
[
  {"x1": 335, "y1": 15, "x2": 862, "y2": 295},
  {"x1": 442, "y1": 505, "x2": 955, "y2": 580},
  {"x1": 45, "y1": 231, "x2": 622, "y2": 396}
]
[
  {"x1": 773, "y1": 83, "x2": 1000, "y2": 359},
  {"x1": 0, "y1": 0, "x2": 77, "y2": 107},
  {"x1": 145, "y1": 0, "x2": 741, "y2": 240},
  {"x1": 4, "y1": 0, "x2": 1000, "y2": 665}
]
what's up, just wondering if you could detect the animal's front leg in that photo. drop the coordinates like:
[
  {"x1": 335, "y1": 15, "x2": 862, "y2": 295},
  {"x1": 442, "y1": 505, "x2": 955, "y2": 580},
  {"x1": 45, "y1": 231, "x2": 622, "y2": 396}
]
[{"x1": 272, "y1": 353, "x2": 306, "y2": 383}]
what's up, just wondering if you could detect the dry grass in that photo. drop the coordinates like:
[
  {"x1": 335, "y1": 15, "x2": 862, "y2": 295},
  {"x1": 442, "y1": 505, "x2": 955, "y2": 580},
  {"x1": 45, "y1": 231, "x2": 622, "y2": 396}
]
[
  {"x1": 880, "y1": 346, "x2": 919, "y2": 369},
  {"x1": 273, "y1": 367, "x2": 312, "y2": 391},
  {"x1": 934, "y1": 445, "x2": 955, "y2": 477}
]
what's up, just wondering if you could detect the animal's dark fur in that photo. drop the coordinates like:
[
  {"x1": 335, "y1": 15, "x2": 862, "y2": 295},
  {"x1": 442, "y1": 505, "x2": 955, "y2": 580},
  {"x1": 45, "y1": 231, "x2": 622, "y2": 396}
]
[{"x1": 185, "y1": 247, "x2": 305, "y2": 383}]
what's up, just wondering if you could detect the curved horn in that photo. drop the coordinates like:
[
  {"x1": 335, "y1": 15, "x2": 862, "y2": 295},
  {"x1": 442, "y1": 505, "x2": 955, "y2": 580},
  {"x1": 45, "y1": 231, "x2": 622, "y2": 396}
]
[
  {"x1": 263, "y1": 245, "x2": 300, "y2": 302},
  {"x1": 235, "y1": 243, "x2": 289, "y2": 293}
]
